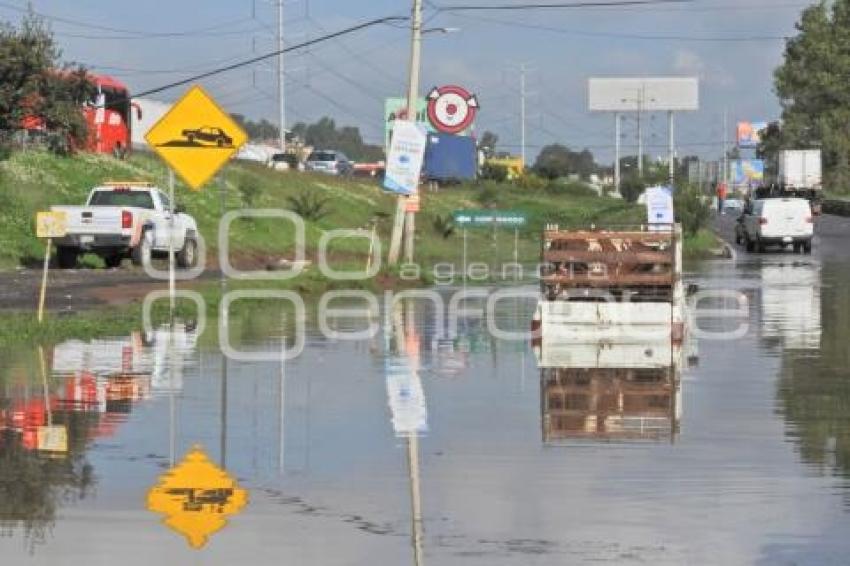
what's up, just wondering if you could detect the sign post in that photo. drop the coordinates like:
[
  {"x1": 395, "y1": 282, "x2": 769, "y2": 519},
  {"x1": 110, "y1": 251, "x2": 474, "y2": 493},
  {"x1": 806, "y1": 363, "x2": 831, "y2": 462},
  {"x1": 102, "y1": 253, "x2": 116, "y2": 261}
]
[
  {"x1": 145, "y1": 85, "x2": 247, "y2": 315},
  {"x1": 35, "y1": 211, "x2": 67, "y2": 323},
  {"x1": 384, "y1": 120, "x2": 427, "y2": 265}
]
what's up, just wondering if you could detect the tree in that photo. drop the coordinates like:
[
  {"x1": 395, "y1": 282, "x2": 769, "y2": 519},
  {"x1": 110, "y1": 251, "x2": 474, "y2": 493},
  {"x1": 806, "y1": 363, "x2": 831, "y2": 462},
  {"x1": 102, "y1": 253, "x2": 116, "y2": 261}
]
[
  {"x1": 290, "y1": 116, "x2": 383, "y2": 162},
  {"x1": 619, "y1": 174, "x2": 645, "y2": 203},
  {"x1": 0, "y1": 12, "x2": 94, "y2": 152},
  {"x1": 533, "y1": 144, "x2": 598, "y2": 180},
  {"x1": 230, "y1": 113, "x2": 280, "y2": 141},
  {"x1": 674, "y1": 184, "x2": 711, "y2": 236},
  {"x1": 769, "y1": 1, "x2": 850, "y2": 192},
  {"x1": 478, "y1": 130, "x2": 498, "y2": 158}
]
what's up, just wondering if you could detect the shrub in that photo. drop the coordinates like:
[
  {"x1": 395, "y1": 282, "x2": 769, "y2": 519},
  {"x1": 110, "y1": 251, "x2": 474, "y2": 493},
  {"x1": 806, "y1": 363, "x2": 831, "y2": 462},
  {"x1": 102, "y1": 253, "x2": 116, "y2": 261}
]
[
  {"x1": 475, "y1": 183, "x2": 501, "y2": 208},
  {"x1": 431, "y1": 213, "x2": 455, "y2": 239},
  {"x1": 514, "y1": 173, "x2": 548, "y2": 191},
  {"x1": 238, "y1": 177, "x2": 261, "y2": 206},
  {"x1": 286, "y1": 192, "x2": 331, "y2": 221},
  {"x1": 480, "y1": 162, "x2": 508, "y2": 182},
  {"x1": 619, "y1": 176, "x2": 645, "y2": 203},
  {"x1": 674, "y1": 184, "x2": 711, "y2": 236}
]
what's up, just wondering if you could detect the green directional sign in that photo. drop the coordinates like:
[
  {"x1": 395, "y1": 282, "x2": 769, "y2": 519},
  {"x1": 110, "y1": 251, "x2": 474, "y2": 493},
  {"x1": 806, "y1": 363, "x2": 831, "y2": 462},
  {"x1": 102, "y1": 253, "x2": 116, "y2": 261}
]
[{"x1": 452, "y1": 209, "x2": 527, "y2": 228}]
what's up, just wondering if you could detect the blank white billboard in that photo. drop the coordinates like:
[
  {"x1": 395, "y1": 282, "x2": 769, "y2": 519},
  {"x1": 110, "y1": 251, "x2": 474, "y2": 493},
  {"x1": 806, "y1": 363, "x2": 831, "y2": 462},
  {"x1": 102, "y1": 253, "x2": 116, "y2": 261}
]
[{"x1": 588, "y1": 77, "x2": 699, "y2": 112}]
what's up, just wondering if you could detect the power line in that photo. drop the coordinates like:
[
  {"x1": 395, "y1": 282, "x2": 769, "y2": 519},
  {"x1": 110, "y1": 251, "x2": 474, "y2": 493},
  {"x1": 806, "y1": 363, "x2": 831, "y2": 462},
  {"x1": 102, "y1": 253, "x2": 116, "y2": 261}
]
[
  {"x1": 444, "y1": 9, "x2": 789, "y2": 41},
  {"x1": 132, "y1": 16, "x2": 408, "y2": 99},
  {"x1": 432, "y1": 0, "x2": 691, "y2": 11},
  {"x1": 0, "y1": 1, "x2": 262, "y2": 39}
]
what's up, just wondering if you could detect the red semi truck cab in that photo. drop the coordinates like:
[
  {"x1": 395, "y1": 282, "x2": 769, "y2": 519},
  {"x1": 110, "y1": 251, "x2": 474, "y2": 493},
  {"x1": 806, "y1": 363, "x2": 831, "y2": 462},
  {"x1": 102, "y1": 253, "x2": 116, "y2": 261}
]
[{"x1": 22, "y1": 73, "x2": 140, "y2": 157}]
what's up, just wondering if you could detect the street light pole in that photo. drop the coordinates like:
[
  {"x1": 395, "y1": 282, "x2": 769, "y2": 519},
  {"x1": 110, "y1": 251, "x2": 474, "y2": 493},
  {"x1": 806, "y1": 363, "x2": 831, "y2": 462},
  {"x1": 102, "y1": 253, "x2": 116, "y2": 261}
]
[{"x1": 520, "y1": 63, "x2": 527, "y2": 167}]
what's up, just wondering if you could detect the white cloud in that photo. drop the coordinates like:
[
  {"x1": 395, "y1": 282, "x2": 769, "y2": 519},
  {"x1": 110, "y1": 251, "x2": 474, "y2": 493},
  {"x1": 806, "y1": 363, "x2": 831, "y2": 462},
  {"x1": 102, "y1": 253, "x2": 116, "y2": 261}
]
[{"x1": 672, "y1": 49, "x2": 735, "y2": 89}]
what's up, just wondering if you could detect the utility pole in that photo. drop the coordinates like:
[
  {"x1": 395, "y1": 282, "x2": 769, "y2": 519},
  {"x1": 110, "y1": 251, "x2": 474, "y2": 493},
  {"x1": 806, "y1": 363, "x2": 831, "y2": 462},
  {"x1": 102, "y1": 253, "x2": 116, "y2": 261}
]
[
  {"x1": 722, "y1": 108, "x2": 728, "y2": 188},
  {"x1": 520, "y1": 63, "x2": 527, "y2": 167},
  {"x1": 637, "y1": 86, "x2": 644, "y2": 178},
  {"x1": 389, "y1": 0, "x2": 423, "y2": 266},
  {"x1": 668, "y1": 110, "x2": 675, "y2": 185},
  {"x1": 614, "y1": 112, "x2": 621, "y2": 193},
  {"x1": 277, "y1": 0, "x2": 286, "y2": 153}
]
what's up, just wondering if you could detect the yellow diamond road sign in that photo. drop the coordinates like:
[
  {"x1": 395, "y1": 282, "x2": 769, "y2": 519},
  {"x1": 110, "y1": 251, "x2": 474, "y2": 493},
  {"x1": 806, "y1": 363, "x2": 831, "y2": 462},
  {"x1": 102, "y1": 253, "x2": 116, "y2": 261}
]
[{"x1": 145, "y1": 85, "x2": 247, "y2": 191}]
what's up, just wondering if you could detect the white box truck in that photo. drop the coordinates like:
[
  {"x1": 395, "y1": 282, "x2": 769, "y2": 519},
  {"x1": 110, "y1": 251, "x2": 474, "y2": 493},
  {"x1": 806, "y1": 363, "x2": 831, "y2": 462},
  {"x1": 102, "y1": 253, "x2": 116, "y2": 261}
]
[{"x1": 778, "y1": 149, "x2": 822, "y2": 190}]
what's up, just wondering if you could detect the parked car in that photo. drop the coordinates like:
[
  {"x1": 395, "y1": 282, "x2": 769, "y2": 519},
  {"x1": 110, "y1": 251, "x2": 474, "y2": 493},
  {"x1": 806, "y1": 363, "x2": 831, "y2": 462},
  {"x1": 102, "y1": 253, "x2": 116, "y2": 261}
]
[
  {"x1": 722, "y1": 198, "x2": 744, "y2": 214},
  {"x1": 51, "y1": 183, "x2": 200, "y2": 269},
  {"x1": 304, "y1": 150, "x2": 353, "y2": 176},
  {"x1": 268, "y1": 152, "x2": 299, "y2": 171},
  {"x1": 735, "y1": 197, "x2": 813, "y2": 253}
]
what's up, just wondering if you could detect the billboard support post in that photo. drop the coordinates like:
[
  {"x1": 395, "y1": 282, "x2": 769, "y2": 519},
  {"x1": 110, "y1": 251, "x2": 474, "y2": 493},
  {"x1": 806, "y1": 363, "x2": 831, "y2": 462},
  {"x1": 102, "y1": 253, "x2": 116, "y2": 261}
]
[
  {"x1": 637, "y1": 87, "x2": 644, "y2": 177},
  {"x1": 588, "y1": 78, "x2": 698, "y2": 184},
  {"x1": 614, "y1": 112, "x2": 621, "y2": 193}
]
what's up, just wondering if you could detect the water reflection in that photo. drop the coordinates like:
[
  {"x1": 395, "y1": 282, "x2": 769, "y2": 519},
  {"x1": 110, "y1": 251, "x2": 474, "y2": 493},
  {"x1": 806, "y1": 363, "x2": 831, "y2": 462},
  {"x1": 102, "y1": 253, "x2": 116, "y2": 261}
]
[
  {"x1": 384, "y1": 301, "x2": 426, "y2": 566},
  {"x1": 536, "y1": 328, "x2": 683, "y2": 444},
  {"x1": 776, "y1": 260, "x2": 850, "y2": 482},
  {"x1": 759, "y1": 261, "x2": 822, "y2": 350},
  {"x1": 0, "y1": 322, "x2": 198, "y2": 548},
  {"x1": 146, "y1": 445, "x2": 248, "y2": 549}
]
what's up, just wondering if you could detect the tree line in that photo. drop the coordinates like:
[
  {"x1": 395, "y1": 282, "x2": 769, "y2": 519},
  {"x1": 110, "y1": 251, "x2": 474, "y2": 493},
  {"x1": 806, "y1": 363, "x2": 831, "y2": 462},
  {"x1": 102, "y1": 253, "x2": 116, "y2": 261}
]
[{"x1": 760, "y1": 0, "x2": 850, "y2": 194}]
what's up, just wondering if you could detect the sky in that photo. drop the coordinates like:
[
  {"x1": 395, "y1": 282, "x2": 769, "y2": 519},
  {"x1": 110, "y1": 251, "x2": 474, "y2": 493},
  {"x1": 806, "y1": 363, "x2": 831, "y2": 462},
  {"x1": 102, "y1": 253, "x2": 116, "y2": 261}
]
[{"x1": 0, "y1": 0, "x2": 814, "y2": 163}]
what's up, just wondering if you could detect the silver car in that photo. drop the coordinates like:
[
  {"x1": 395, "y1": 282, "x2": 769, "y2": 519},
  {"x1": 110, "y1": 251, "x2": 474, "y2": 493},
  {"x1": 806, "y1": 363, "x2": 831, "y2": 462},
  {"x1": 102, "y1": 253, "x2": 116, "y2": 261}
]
[{"x1": 305, "y1": 150, "x2": 353, "y2": 176}]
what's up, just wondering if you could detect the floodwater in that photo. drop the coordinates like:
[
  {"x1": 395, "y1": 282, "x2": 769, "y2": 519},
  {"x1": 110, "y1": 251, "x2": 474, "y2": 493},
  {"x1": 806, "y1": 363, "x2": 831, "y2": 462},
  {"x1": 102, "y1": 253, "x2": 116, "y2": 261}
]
[{"x1": 1, "y1": 252, "x2": 850, "y2": 564}]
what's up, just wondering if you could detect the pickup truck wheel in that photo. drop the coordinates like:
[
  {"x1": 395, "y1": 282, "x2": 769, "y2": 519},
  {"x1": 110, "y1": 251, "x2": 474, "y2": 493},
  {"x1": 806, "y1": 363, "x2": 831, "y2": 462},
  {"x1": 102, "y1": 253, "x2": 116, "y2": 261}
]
[
  {"x1": 131, "y1": 231, "x2": 152, "y2": 266},
  {"x1": 104, "y1": 254, "x2": 123, "y2": 269},
  {"x1": 56, "y1": 246, "x2": 78, "y2": 269},
  {"x1": 177, "y1": 237, "x2": 198, "y2": 269}
]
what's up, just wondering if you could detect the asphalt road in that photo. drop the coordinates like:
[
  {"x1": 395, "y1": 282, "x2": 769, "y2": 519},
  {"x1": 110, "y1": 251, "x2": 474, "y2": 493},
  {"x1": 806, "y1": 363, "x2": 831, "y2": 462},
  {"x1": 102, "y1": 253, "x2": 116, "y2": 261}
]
[
  {"x1": 0, "y1": 264, "x2": 213, "y2": 312},
  {"x1": 713, "y1": 210, "x2": 850, "y2": 260}
]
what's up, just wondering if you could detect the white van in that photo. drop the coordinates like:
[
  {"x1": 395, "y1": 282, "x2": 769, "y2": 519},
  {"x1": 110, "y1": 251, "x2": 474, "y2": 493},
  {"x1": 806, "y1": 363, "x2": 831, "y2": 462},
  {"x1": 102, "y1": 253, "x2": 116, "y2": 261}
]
[{"x1": 736, "y1": 198, "x2": 814, "y2": 253}]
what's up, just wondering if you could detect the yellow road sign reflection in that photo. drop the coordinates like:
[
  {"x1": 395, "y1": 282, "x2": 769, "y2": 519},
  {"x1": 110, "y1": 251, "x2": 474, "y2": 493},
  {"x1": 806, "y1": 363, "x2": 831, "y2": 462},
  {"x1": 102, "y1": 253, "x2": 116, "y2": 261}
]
[
  {"x1": 147, "y1": 445, "x2": 248, "y2": 548},
  {"x1": 145, "y1": 86, "x2": 247, "y2": 191}
]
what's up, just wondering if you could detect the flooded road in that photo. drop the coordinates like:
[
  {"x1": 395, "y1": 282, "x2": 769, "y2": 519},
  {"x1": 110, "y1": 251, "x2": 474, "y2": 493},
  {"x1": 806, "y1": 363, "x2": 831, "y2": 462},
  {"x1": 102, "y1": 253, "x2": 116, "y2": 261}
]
[{"x1": 2, "y1": 241, "x2": 850, "y2": 564}]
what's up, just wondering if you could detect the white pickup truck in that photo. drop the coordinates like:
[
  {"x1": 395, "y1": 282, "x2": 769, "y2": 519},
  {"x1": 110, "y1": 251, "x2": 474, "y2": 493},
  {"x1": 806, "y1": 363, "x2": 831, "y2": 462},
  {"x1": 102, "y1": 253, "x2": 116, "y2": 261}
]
[{"x1": 50, "y1": 182, "x2": 199, "y2": 269}]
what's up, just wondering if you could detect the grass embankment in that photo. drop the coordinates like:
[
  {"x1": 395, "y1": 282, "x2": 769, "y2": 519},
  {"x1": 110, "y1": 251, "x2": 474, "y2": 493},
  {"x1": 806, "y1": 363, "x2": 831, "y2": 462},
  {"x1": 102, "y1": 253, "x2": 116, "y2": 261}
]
[{"x1": 0, "y1": 149, "x2": 644, "y2": 272}]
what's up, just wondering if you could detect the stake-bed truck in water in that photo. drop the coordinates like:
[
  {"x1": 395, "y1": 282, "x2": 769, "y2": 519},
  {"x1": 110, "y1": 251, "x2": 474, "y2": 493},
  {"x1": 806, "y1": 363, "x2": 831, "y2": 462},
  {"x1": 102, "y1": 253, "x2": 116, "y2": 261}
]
[{"x1": 50, "y1": 182, "x2": 199, "y2": 269}]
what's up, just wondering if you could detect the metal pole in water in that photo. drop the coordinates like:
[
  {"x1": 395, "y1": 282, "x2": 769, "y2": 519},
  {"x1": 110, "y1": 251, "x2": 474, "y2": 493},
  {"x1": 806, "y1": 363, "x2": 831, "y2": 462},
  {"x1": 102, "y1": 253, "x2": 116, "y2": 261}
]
[
  {"x1": 168, "y1": 169, "x2": 176, "y2": 317},
  {"x1": 513, "y1": 227, "x2": 519, "y2": 279},
  {"x1": 408, "y1": 434, "x2": 424, "y2": 566},
  {"x1": 462, "y1": 228, "x2": 467, "y2": 285}
]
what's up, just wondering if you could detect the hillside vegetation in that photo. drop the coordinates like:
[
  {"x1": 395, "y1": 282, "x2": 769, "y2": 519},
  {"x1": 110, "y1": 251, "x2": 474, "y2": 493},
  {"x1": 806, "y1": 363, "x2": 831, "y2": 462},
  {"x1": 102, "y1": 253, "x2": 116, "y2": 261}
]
[{"x1": 0, "y1": 150, "x2": 645, "y2": 272}]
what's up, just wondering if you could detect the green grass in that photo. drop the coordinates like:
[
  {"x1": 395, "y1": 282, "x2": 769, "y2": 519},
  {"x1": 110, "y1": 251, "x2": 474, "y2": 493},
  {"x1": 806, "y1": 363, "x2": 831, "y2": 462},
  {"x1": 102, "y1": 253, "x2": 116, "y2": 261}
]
[
  {"x1": 683, "y1": 228, "x2": 722, "y2": 259},
  {"x1": 0, "y1": 149, "x2": 648, "y2": 273}
]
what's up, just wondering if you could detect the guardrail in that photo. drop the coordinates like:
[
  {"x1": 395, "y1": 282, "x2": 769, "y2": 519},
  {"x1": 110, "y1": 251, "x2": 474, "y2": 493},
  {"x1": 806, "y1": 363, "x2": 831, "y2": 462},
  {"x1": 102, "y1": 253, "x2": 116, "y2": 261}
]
[{"x1": 823, "y1": 199, "x2": 850, "y2": 217}]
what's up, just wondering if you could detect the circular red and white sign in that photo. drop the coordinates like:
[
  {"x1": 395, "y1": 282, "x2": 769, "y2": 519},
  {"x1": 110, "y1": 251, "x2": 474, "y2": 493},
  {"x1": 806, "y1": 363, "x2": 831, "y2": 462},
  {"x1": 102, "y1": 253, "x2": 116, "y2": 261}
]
[{"x1": 426, "y1": 85, "x2": 479, "y2": 134}]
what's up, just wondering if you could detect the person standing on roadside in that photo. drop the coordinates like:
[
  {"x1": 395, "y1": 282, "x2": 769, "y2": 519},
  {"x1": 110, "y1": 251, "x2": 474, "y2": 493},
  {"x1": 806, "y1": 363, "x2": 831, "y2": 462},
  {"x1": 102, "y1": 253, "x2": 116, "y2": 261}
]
[{"x1": 716, "y1": 182, "x2": 728, "y2": 213}]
